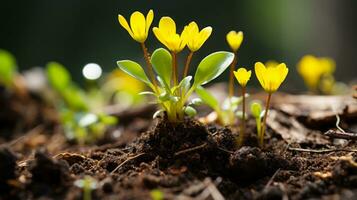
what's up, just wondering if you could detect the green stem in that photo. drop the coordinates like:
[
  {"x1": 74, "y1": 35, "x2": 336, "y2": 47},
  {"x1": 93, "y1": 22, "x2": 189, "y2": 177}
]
[
  {"x1": 228, "y1": 53, "x2": 237, "y2": 125},
  {"x1": 140, "y1": 43, "x2": 158, "y2": 92},
  {"x1": 238, "y1": 86, "x2": 246, "y2": 146},
  {"x1": 183, "y1": 51, "x2": 194, "y2": 78},
  {"x1": 171, "y1": 52, "x2": 178, "y2": 86},
  {"x1": 260, "y1": 93, "x2": 272, "y2": 148}
]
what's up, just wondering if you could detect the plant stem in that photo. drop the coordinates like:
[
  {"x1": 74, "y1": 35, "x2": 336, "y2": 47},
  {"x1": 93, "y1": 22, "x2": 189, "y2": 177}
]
[
  {"x1": 260, "y1": 93, "x2": 272, "y2": 148},
  {"x1": 171, "y1": 52, "x2": 178, "y2": 86},
  {"x1": 228, "y1": 53, "x2": 237, "y2": 99},
  {"x1": 183, "y1": 51, "x2": 194, "y2": 78},
  {"x1": 228, "y1": 53, "x2": 237, "y2": 125},
  {"x1": 238, "y1": 86, "x2": 246, "y2": 146},
  {"x1": 140, "y1": 43, "x2": 158, "y2": 91}
]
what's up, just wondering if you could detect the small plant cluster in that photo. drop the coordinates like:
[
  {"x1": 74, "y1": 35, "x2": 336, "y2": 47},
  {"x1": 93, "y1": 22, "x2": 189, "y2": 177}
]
[
  {"x1": 117, "y1": 10, "x2": 234, "y2": 123},
  {"x1": 117, "y1": 10, "x2": 289, "y2": 146},
  {"x1": 46, "y1": 62, "x2": 117, "y2": 144}
]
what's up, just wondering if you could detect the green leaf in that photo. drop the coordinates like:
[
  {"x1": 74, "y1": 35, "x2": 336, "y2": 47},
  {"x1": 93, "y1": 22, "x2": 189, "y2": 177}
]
[
  {"x1": 184, "y1": 106, "x2": 197, "y2": 117},
  {"x1": 195, "y1": 86, "x2": 220, "y2": 111},
  {"x1": 157, "y1": 76, "x2": 171, "y2": 94},
  {"x1": 189, "y1": 98, "x2": 203, "y2": 106},
  {"x1": 46, "y1": 62, "x2": 71, "y2": 92},
  {"x1": 172, "y1": 76, "x2": 192, "y2": 94},
  {"x1": 62, "y1": 85, "x2": 88, "y2": 111},
  {"x1": 193, "y1": 51, "x2": 234, "y2": 86},
  {"x1": 117, "y1": 60, "x2": 153, "y2": 89},
  {"x1": 250, "y1": 101, "x2": 262, "y2": 118},
  {"x1": 151, "y1": 48, "x2": 172, "y2": 86},
  {"x1": 139, "y1": 91, "x2": 157, "y2": 96},
  {"x1": 0, "y1": 49, "x2": 17, "y2": 87}
]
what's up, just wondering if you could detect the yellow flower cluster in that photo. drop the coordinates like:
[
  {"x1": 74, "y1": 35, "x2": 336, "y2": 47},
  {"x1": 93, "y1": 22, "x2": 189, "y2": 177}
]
[
  {"x1": 118, "y1": 10, "x2": 212, "y2": 53},
  {"x1": 297, "y1": 55, "x2": 335, "y2": 91}
]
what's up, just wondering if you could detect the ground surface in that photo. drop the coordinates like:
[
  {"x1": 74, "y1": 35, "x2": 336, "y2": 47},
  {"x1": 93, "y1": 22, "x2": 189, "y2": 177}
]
[{"x1": 1, "y1": 87, "x2": 357, "y2": 200}]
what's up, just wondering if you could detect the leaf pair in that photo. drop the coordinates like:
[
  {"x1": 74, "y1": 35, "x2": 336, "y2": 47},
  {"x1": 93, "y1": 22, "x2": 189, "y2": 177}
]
[{"x1": 117, "y1": 49, "x2": 234, "y2": 91}]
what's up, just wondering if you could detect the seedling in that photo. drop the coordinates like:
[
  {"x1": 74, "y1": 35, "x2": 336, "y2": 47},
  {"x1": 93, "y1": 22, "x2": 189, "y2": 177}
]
[
  {"x1": 234, "y1": 68, "x2": 251, "y2": 145},
  {"x1": 195, "y1": 86, "x2": 248, "y2": 125},
  {"x1": 0, "y1": 49, "x2": 17, "y2": 89},
  {"x1": 74, "y1": 176, "x2": 98, "y2": 200},
  {"x1": 117, "y1": 11, "x2": 234, "y2": 123},
  {"x1": 255, "y1": 62, "x2": 288, "y2": 147},
  {"x1": 250, "y1": 101, "x2": 263, "y2": 142},
  {"x1": 150, "y1": 189, "x2": 164, "y2": 200},
  {"x1": 46, "y1": 62, "x2": 117, "y2": 144}
]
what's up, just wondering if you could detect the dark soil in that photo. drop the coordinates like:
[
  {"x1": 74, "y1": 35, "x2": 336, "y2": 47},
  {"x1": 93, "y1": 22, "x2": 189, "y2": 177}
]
[{"x1": 1, "y1": 91, "x2": 357, "y2": 200}]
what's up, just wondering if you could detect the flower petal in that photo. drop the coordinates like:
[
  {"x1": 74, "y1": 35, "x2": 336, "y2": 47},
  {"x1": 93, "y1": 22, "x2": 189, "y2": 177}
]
[
  {"x1": 159, "y1": 17, "x2": 176, "y2": 35},
  {"x1": 255, "y1": 62, "x2": 267, "y2": 91},
  {"x1": 130, "y1": 11, "x2": 146, "y2": 42},
  {"x1": 145, "y1": 10, "x2": 154, "y2": 37},
  {"x1": 118, "y1": 14, "x2": 134, "y2": 39}
]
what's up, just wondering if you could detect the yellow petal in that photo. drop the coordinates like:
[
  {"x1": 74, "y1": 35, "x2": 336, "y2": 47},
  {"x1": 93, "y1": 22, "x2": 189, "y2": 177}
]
[
  {"x1": 196, "y1": 26, "x2": 212, "y2": 50},
  {"x1": 130, "y1": 11, "x2": 146, "y2": 42},
  {"x1": 145, "y1": 9, "x2": 154, "y2": 37},
  {"x1": 159, "y1": 17, "x2": 176, "y2": 35},
  {"x1": 153, "y1": 27, "x2": 167, "y2": 48},
  {"x1": 118, "y1": 14, "x2": 134, "y2": 39},
  {"x1": 277, "y1": 63, "x2": 288, "y2": 85},
  {"x1": 254, "y1": 62, "x2": 267, "y2": 91},
  {"x1": 188, "y1": 21, "x2": 199, "y2": 33}
]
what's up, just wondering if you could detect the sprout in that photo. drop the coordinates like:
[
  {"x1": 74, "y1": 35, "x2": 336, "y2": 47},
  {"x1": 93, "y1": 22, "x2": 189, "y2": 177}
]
[
  {"x1": 150, "y1": 189, "x2": 164, "y2": 200},
  {"x1": 74, "y1": 176, "x2": 98, "y2": 200},
  {"x1": 0, "y1": 49, "x2": 17, "y2": 88},
  {"x1": 250, "y1": 101, "x2": 263, "y2": 142},
  {"x1": 234, "y1": 67, "x2": 251, "y2": 145}
]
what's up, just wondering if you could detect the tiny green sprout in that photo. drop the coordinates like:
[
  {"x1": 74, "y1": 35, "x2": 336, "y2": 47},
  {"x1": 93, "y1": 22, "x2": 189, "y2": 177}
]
[
  {"x1": 0, "y1": 49, "x2": 17, "y2": 88},
  {"x1": 250, "y1": 101, "x2": 263, "y2": 142},
  {"x1": 196, "y1": 86, "x2": 248, "y2": 126},
  {"x1": 74, "y1": 176, "x2": 98, "y2": 200},
  {"x1": 150, "y1": 189, "x2": 164, "y2": 200}
]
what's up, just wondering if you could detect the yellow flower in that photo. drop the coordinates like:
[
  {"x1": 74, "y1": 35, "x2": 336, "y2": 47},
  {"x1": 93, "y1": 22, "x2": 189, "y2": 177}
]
[
  {"x1": 234, "y1": 67, "x2": 251, "y2": 87},
  {"x1": 255, "y1": 62, "x2": 289, "y2": 93},
  {"x1": 118, "y1": 10, "x2": 154, "y2": 43},
  {"x1": 185, "y1": 21, "x2": 212, "y2": 52},
  {"x1": 297, "y1": 55, "x2": 335, "y2": 90},
  {"x1": 226, "y1": 31, "x2": 243, "y2": 52},
  {"x1": 153, "y1": 17, "x2": 188, "y2": 53}
]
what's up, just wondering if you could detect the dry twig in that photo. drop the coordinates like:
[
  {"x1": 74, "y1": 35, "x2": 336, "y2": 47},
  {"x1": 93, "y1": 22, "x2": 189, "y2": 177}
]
[
  {"x1": 174, "y1": 143, "x2": 207, "y2": 157},
  {"x1": 110, "y1": 153, "x2": 145, "y2": 174},
  {"x1": 288, "y1": 147, "x2": 357, "y2": 153}
]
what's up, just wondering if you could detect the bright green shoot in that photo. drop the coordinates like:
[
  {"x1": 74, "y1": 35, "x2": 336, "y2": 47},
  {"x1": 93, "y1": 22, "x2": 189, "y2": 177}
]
[
  {"x1": 74, "y1": 176, "x2": 98, "y2": 200},
  {"x1": 117, "y1": 48, "x2": 234, "y2": 123},
  {"x1": 250, "y1": 101, "x2": 264, "y2": 145},
  {"x1": 0, "y1": 49, "x2": 17, "y2": 88},
  {"x1": 195, "y1": 86, "x2": 248, "y2": 126}
]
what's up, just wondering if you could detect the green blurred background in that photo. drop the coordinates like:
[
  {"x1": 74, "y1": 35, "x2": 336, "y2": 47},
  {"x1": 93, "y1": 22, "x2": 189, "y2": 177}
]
[{"x1": 1, "y1": 0, "x2": 356, "y2": 91}]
